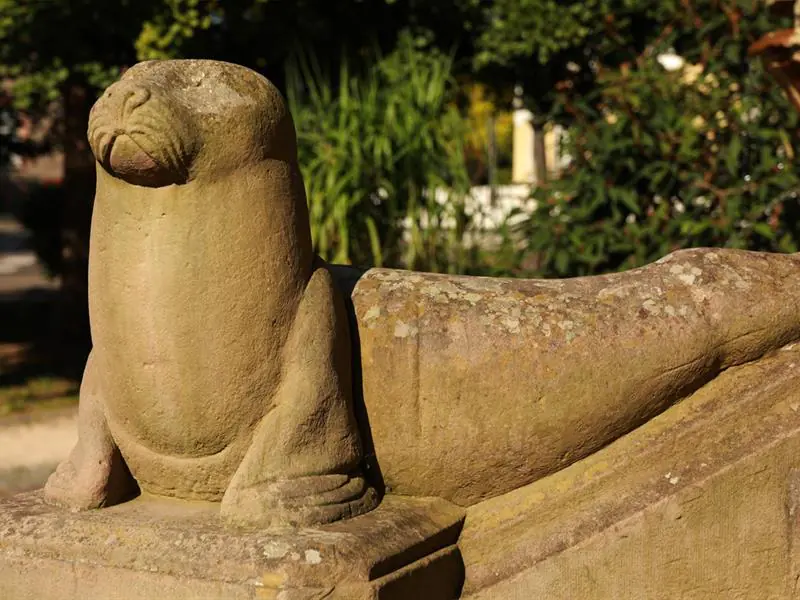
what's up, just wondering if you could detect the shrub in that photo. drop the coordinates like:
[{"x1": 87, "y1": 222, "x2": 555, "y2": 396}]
[
  {"x1": 520, "y1": 3, "x2": 800, "y2": 277},
  {"x1": 286, "y1": 35, "x2": 485, "y2": 274}
]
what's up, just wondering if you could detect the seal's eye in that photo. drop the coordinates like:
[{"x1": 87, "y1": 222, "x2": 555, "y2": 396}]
[{"x1": 88, "y1": 81, "x2": 192, "y2": 188}]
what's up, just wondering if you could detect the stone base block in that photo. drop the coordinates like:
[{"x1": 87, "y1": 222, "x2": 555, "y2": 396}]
[
  {"x1": 0, "y1": 492, "x2": 464, "y2": 600},
  {"x1": 460, "y1": 344, "x2": 800, "y2": 599}
]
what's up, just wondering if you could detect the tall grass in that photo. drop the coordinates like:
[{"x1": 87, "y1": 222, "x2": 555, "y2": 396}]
[{"x1": 286, "y1": 36, "x2": 480, "y2": 273}]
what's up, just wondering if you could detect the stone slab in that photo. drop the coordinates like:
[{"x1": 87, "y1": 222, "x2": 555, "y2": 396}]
[
  {"x1": 460, "y1": 343, "x2": 800, "y2": 599},
  {"x1": 0, "y1": 492, "x2": 464, "y2": 599}
]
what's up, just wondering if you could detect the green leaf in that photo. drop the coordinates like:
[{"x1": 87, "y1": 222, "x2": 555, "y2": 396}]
[{"x1": 753, "y1": 223, "x2": 775, "y2": 240}]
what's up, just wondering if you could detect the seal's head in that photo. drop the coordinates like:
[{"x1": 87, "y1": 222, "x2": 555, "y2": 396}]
[{"x1": 88, "y1": 59, "x2": 296, "y2": 188}]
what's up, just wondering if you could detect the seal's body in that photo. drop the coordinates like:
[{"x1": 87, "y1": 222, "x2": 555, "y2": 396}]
[
  {"x1": 90, "y1": 162, "x2": 303, "y2": 496},
  {"x1": 349, "y1": 249, "x2": 800, "y2": 506},
  {"x1": 45, "y1": 60, "x2": 377, "y2": 526}
]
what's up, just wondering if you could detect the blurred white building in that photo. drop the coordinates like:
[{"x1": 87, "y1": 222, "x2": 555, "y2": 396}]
[{"x1": 511, "y1": 88, "x2": 568, "y2": 184}]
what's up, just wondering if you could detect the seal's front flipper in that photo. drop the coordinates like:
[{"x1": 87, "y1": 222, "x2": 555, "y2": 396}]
[
  {"x1": 220, "y1": 265, "x2": 378, "y2": 527},
  {"x1": 221, "y1": 473, "x2": 376, "y2": 528},
  {"x1": 44, "y1": 352, "x2": 138, "y2": 510}
]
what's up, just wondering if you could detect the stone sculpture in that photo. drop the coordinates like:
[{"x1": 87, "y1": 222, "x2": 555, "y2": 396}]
[
  {"x1": 44, "y1": 59, "x2": 800, "y2": 532},
  {"x1": 351, "y1": 248, "x2": 800, "y2": 505},
  {"x1": 43, "y1": 60, "x2": 378, "y2": 527},
  {"x1": 1, "y1": 51, "x2": 799, "y2": 599}
]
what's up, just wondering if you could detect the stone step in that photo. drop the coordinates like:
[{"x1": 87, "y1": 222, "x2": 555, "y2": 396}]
[{"x1": 460, "y1": 343, "x2": 800, "y2": 599}]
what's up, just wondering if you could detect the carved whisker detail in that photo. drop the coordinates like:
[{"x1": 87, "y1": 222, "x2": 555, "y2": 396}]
[
  {"x1": 88, "y1": 103, "x2": 107, "y2": 125},
  {"x1": 142, "y1": 98, "x2": 191, "y2": 154},
  {"x1": 88, "y1": 114, "x2": 113, "y2": 144},
  {"x1": 122, "y1": 87, "x2": 151, "y2": 120},
  {"x1": 127, "y1": 129, "x2": 179, "y2": 177},
  {"x1": 89, "y1": 127, "x2": 118, "y2": 163},
  {"x1": 87, "y1": 113, "x2": 102, "y2": 134},
  {"x1": 128, "y1": 118, "x2": 184, "y2": 177},
  {"x1": 151, "y1": 116, "x2": 186, "y2": 173}
]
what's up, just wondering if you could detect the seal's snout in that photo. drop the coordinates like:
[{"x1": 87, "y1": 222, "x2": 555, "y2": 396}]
[
  {"x1": 95, "y1": 80, "x2": 151, "y2": 116},
  {"x1": 109, "y1": 83, "x2": 151, "y2": 119},
  {"x1": 88, "y1": 79, "x2": 192, "y2": 188}
]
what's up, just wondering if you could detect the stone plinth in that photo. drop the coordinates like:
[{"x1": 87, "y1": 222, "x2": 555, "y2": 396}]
[
  {"x1": 0, "y1": 493, "x2": 464, "y2": 600},
  {"x1": 460, "y1": 343, "x2": 800, "y2": 599}
]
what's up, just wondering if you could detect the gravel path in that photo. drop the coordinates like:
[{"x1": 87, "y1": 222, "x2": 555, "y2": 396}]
[
  {"x1": 0, "y1": 214, "x2": 73, "y2": 497},
  {"x1": 0, "y1": 409, "x2": 77, "y2": 497}
]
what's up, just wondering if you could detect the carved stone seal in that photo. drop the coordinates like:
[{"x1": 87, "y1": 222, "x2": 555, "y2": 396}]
[
  {"x1": 44, "y1": 59, "x2": 378, "y2": 527},
  {"x1": 351, "y1": 249, "x2": 800, "y2": 505},
  {"x1": 43, "y1": 59, "x2": 800, "y2": 534}
]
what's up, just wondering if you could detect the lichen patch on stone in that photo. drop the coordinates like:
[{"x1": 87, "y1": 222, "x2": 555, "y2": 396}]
[{"x1": 394, "y1": 321, "x2": 419, "y2": 339}]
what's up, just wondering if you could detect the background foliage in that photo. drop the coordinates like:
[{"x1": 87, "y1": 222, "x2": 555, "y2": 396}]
[
  {"x1": 288, "y1": 36, "x2": 477, "y2": 273},
  {"x1": 514, "y1": 1, "x2": 800, "y2": 276},
  {"x1": 2, "y1": 0, "x2": 800, "y2": 288}
]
